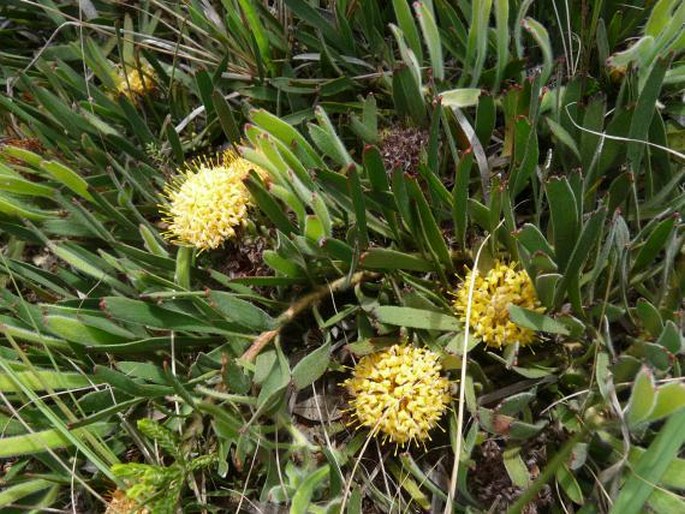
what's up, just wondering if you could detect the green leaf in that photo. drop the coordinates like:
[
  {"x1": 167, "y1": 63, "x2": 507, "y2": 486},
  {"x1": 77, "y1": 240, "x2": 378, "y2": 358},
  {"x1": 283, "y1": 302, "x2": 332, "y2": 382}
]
[
  {"x1": 521, "y1": 17, "x2": 553, "y2": 85},
  {"x1": 40, "y1": 160, "x2": 94, "y2": 202},
  {"x1": 655, "y1": 321, "x2": 683, "y2": 354},
  {"x1": 0, "y1": 479, "x2": 54, "y2": 507},
  {"x1": 556, "y1": 464, "x2": 584, "y2": 504},
  {"x1": 291, "y1": 340, "x2": 331, "y2": 390},
  {"x1": 393, "y1": 64, "x2": 426, "y2": 124},
  {"x1": 392, "y1": 0, "x2": 423, "y2": 62},
  {"x1": 49, "y1": 243, "x2": 132, "y2": 293},
  {"x1": 373, "y1": 306, "x2": 460, "y2": 331},
  {"x1": 547, "y1": 118, "x2": 581, "y2": 161},
  {"x1": 493, "y1": 0, "x2": 510, "y2": 88},
  {"x1": 611, "y1": 410, "x2": 685, "y2": 514},
  {"x1": 0, "y1": 176, "x2": 54, "y2": 198},
  {"x1": 646, "y1": 488, "x2": 685, "y2": 514},
  {"x1": 205, "y1": 291, "x2": 274, "y2": 332},
  {"x1": 408, "y1": 179, "x2": 453, "y2": 271},
  {"x1": 636, "y1": 298, "x2": 664, "y2": 338},
  {"x1": 250, "y1": 109, "x2": 323, "y2": 169},
  {"x1": 627, "y1": 55, "x2": 671, "y2": 173},
  {"x1": 452, "y1": 149, "x2": 474, "y2": 247},
  {"x1": 348, "y1": 166, "x2": 369, "y2": 249},
  {"x1": 1, "y1": 146, "x2": 43, "y2": 167},
  {"x1": 100, "y1": 297, "x2": 242, "y2": 335},
  {"x1": 390, "y1": 24, "x2": 422, "y2": 92},
  {"x1": 360, "y1": 249, "x2": 435, "y2": 272},
  {"x1": 439, "y1": 88, "x2": 482, "y2": 108},
  {"x1": 414, "y1": 1, "x2": 444, "y2": 80},
  {"x1": 310, "y1": 106, "x2": 354, "y2": 167},
  {"x1": 545, "y1": 177, "x2": 579, "y2": 272},
  {"x1": 237, "y1": 0, "x2": 274, "y2": 72},
  {"x1": 503, "y1": 446, "x2": 530, "y2": 487},
  {"x1": 646, "y1": 382, "x2": 685, "y2": 422},
  {"x1": 632, "y1": 216, "x2": 677, "y2": 273},
  {"x1": 44, "y1": 315, "x2": 131, "y2": 345},
  {"x1": 245, "y1": 172, "x2": 297, "y2": 234},
  {"x1": 0, "y1": 422, "x2": 113, "y2": 458},
  {"x1": 515, "y1": 223, "x2": 555, "y2": 257},
  {"x1": 290, "y1": 465, "x2": 330, "y2": 514},
  {"x1": 553, "y1": 207, "x2": 607, "y2": 309},
  {"x1": 466, "y1": 0, "x2": 494, "y2": 86},
  {"x1": 213, "y1": 91, "x2": 241, "y2": 144},
  {"x1": 0, "y1": 371, "x2": 89, "y2": 392},
  {"x1": 256, "y1": 346, "x2": 290, "y2": 409},
  {"x1": 508, "y1": 305, "x2": 570, "y2": 335},
  {"x1": 0, "y1": 194, "x2": 54, "y2": 221},
  {"x1": 626, "y1": 367, "x2": 657, "y2": 427}
]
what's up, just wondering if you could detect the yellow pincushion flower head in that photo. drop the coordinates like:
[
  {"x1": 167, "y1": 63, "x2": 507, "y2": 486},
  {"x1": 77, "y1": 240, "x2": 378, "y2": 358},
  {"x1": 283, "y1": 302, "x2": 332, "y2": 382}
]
[
  {"x1": 160, "y1": 149, "x2": 267, "y2": 251},
  {"x1": 114, "y1": 62, "x2": 156, "y2": 100},
  {"x1": 453, "y1": 260, "x2": 544, "y2": 348},
  {"x1": 343, "y1": 344, "x2": 451, "y2": 446}
]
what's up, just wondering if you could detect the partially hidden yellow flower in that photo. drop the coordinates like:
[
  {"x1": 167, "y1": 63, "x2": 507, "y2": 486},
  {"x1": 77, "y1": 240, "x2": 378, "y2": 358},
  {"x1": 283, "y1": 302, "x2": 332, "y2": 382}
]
[
  {"x1": 105, "y1": 489, "x2": 149, "y2": 514},
  {"x1": 343, "y1": 344, "x2": 451, "y2": 445},
  {"x1": 160, "y1": 150, "x2": 266, "y2": 251},
  {"x1": 452, "y1": 260, "x2": 544, "y2": 348},
  {"x1": 114, "y1": 62, "x2": 156, "y2": 100}
]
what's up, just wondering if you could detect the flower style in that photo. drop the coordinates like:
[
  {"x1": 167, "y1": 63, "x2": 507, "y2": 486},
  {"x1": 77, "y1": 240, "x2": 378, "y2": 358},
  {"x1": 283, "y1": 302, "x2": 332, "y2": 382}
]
[
  {"x1": 453, "y1": 260, "x2": 544, "y2": 348},
  {"x1": 343, "y1": 344, "x2": 451, "y2": 445},
  {"x1": 160, "y1": 150, "x2": 266, "y2": 251},
  {"x1": 115, "y1": 62, "x2": 156, "y2": 100}
]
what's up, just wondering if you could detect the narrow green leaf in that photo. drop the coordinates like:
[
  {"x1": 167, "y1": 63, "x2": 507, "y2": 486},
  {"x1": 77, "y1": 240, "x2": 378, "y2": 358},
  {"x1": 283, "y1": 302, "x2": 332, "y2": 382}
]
[
  {"x1": 0, "y1": 479, "x2": 54, "y2": 507},
  {"x1": 408, "y1": 180, "x2": 452, "y2": 271},
  {"x1": 290, "y1": 465, "x2": 330, "y2": 514},
  {"x1": 245, "y1": 172, "x2": 297, "y2": 234},
  {"x1": 627, "y1": 55, "x2": 671, "y2": 172},
  {"x1": 393, "y1": 0, "x2": 423, "y2": 62},
  {"x1": 348, "y1": 166, "x2": 369, "y2": 249},
  {"x1": 206, "y1": 291, "x2": 275, "y2": 332},
  {"x1": 522, "y1": 17, "x2": 553, "y2": 85},
  {"x1": 0, "y1": 423, "x2": 113, "y2": 458},
  {"x1": 0, "y1": 371, "x2": 89, "y2": 392},
  {"x1": 100, "y1": 297, "x2": 241, "y2": 335},
  {"x1": 503, "y1": 446, "x2": 530, "y2": 487},
  {"x1": 0, "y1": 194, "x2": 54, "y2": 221},
  {"x1": 508, "y1": 305, "x2": 570, "y2": 335},
  {"x1": 547, "y1": 118, "x2": 581, "y2": 160},
  {"x1": 494, "y1": 0, "x2": 510, "y2": 88},
  {"x1": 360, "y1": 249, "x2": 435, "y2": 272},
  {"x1": 213, "y1": 91, "x2": 241, "y2": 144},
  {"x1": 439, "y1": 88, "x2": 482, "y2": 108},
  {"x1": 40, "y1": 160, "x2": 94, "y2": 202},
  {"x1": 452, "y1": 149, "x2": 473, "y2": 247},
  {"x1": 647, "y1": 382, "x2": 685, "y2": 422},
  {"x1": 292, "y1": 341, "x2": 331, "y2": 390},
  {"x1": 556, "y1": 464, "x2": 584, "y2": 504},
  {"x1": 632, "y1": 216, "x2": 677, "y2": 273},
  {"x1": 636, "y1": 298, "x2": 664, "y2": 338},
  {"x1": 414, "y1": 1, "x2": 444, "y2": 80},
  {"x1": 373, "y1": 306, "x2": 460, "y2": 331},
  {"x1": 545, "y1": 177, "x2": 579, "y2": 272},
  {"x1": 626, "y1": 367, "x2": 657, "y2": 427},
  {"x1": 610, "y1": 410, "x2": 685, "y2": 514}
]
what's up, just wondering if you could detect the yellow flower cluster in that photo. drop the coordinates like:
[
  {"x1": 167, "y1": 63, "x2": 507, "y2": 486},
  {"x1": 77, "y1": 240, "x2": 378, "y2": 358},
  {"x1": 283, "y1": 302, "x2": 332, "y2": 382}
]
[
  {"x1": 344, "y1": 344, "x2": 451, "y2": 445},
  {"x1": 160, "y1": 150, "x2": 266, "y2": 251},
  {"x1": 115, "y1": 63, "x2": 156, "y2": 100},
  {"x1": 453, "y1": 261, "x2": 543, "y2": 348}
]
